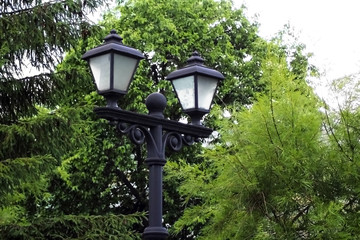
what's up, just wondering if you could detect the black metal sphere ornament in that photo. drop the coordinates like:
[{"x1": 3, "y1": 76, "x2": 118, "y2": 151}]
[
  {"x1": 146, "y1": 93, "x2": 167, "y2": 118},
  {"x1": 85, "y1": 31, "x2": 223, "y2": 240}
]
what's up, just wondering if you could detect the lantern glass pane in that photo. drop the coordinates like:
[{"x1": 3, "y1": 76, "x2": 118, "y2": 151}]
[
  {"x1": 172, "y1": 76, "x2": 195, "y2": 110},
  {"x1": 113, "y1": 54, "x2": 139, "y2": 91},
  {"x1": 89, "y1": 53, "x2": 111, "y2": 91},
  {"x1": 197, "y1": 76, "x2": 218, "y2": 110}
]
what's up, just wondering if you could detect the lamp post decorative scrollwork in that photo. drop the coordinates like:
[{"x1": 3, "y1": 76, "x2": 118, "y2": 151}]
[{"x1": 82, "y1": 30, "x2": 224, "y2": 240}]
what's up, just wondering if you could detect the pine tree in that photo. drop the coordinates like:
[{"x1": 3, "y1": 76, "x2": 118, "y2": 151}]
[
  {"x1": 0, "y1": 1, "x2": 143, "y2": 238},
  {"x1": 0, "y1": 0, "x2": 107, "y2": 122}
]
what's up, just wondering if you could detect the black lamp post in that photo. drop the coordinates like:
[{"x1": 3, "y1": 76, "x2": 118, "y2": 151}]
[{"x1": 82, "y1": 30, "x2": 224, "y2": 240}]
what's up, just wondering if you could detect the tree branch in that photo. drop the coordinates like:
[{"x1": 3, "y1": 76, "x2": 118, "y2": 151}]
[
  {"x1": 323, "y1": 106, "x2": 353, "y2": 162},
  {"x1": 0, "y1": 0, "x2": 66, "y2": 17},
  {"x1": 269, "y1": 86, "x2": 284, "y2": 148},
  {"x1": 114, "y1": 168, "x2": 144, "y2": 205},
  {"x1": 338, "y1": 107, "x2": 356, "y2": 160},
  {"x1": 292, "y1": 205, "x2": 311, "y2": 224}
]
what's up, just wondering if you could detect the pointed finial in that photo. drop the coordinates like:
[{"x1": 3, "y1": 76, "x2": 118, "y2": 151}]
[
  {"x1": 192, "y1": 51, "x2": 200, "y2": 56},
  {"x1": 186, "y1": 51, "x2": 204, "y2": 65},
  {"x1": 104, "y1": 29, "x2": 123, "y2": 44}
]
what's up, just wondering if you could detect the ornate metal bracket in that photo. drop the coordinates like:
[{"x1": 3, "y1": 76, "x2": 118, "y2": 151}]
[{"x1": 116, "y1": 121, "x2": 195, "y2": 157}]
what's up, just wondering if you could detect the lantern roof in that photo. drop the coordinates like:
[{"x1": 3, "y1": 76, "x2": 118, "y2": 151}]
[
  {"x1": 82, "y1": 30, "x2": 144, "y2": 60},
  {"x1": 166, "y1": 51, "x2": 224, "y2": 81}
]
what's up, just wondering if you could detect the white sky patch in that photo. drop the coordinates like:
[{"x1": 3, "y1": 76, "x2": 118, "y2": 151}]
[
  {"x1": 234, "y1": 0, "x2": 360, "y2": 106},
  {"x1": 234, "y1": 0, "x2": 360, "y2": 80}
]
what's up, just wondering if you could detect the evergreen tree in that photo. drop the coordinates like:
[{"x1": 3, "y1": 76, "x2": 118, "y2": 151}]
[
  {"x1": 0, "y1": 0, "x2": 105, "y2": 122},
  {"x1": 0, "y1": 1, "x2": 143, "y2": 238}
]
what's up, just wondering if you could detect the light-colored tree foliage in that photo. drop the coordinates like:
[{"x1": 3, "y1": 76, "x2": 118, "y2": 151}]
[{"x1": 168, "y1": 53, "x2": 360, "y2": 239}]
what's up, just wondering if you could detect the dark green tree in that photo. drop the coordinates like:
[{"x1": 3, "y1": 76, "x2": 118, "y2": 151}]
[
  {"x1": 0, "y1": 1, "x2": 143, "y2": 238},
  {"x1": 0, "y1": 0, "x2": 106, "y2": 122}
]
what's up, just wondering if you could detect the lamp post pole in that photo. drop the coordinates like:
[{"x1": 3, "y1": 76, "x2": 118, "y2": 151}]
[
  {"x1": 142, "y1": 93, "x2": 170, "y2": 239},
  {"x1": 83, "y1": 30, "x2": 224, "y2": 239}
]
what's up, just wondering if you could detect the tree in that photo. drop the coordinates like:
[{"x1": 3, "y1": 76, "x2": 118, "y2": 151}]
[
  {"x1": 170, "y1": 54, "x2": 360, "y2": 239},
  {"x1": 0, "y1": 0, "x2": 106, "y2": 122},
  {"x1": 319, "y1": 73, "x2": 360, "y2": 238},
  {"x1": 0, "y1": 1, "x2": 143, "y2": 238},
  {"x1": 109, "y1": 0, "x2": 268, "y2": 108},
  {"x1": 170, "y1": 53, "x2": 318, "y2": 238}
]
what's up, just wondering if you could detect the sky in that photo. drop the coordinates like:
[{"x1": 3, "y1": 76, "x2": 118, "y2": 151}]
[{"x1": 234, "y1": 0, "x2": 360, "y2": 91}]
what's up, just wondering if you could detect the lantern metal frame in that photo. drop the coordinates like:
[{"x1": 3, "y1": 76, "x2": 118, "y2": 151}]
[
  {"x1": 82, "y1": 30, "x2": 144, "y2": 107},
  {"x1": 166, "y1": 51, "x2": 224, "y2": 125}
]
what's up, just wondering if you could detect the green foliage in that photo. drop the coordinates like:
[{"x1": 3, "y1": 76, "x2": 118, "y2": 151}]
[
  {"x1": 0, "y1": 0, "x2": 105, "y2": 122},
  {"x1": 0, "y1": 0, "x2": 321, "y2": 239},
  {"x1": 171, "y1": 54, "x2": 343, "y2": 238},
  {"x1": 273, "y1": 24, "x2": 319, "y2": 80},
  {"x1": 0, "y1": 213, "x2": 144, "y2": 240},
  {"x1": 0, "y1": 107, "x2": 78, "y2": 160},
  {"x1": 0, "y1": 0, "x2": 104, "y2": 77},
  {"x1": 0, "y1": 156, "x2": 56, "y2": 224},
  {"x1": 109, "y1": 0, "x2": 266, "y2": 109},
  {"x1": 0, "y1": 107, "x2": 78, "y2": 225},
  {"x1": 0, "y1": 0, "x2": 143, "y2": 238},
  {"x1": 170, "y1": 56, "x2": 360, "y2": 239},
  {"x1": 318, "y1": 75, "x2": 360, "y2": 239}
]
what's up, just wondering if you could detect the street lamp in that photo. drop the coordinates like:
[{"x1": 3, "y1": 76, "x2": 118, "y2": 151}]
[
  {"x1": 82, "y1": 30, "x2": 224, "y2": 240},
  {"x1": 82, "y1": 29, "x2": 145, "y2": 108},
  {"x1": 166, "y1": 51, "x2": 224, "y2": 125}
]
